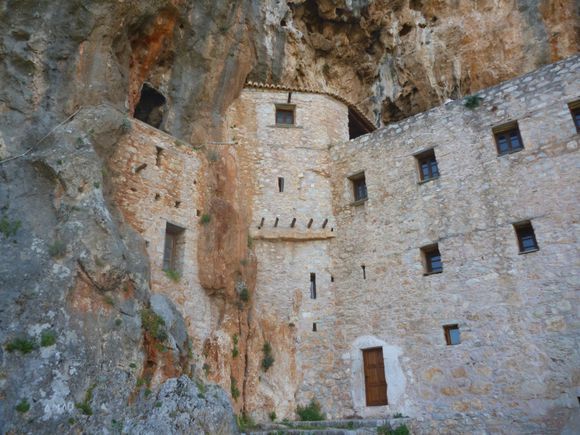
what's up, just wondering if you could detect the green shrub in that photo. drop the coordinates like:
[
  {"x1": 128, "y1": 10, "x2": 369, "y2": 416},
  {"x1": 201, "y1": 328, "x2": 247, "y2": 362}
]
[
  {"x1": 296, "y1": 399, "x2": 325, "y2": 421},
  {"x1": 261, "y1": 341, "x2": 274, "y2": 371},
  {"x1": 75, "y1": 383, "x2": 96, "y2": 416},
  {"x1": 0, "y1": 215, "x2": 21, "y2": 238},
  {"x1": 269, "y1": 411, "x2": 277, "y2": 421},
  {"x1": 48, "y1": 240, "x2": 66, "y2": 258},
  {"x1": 239, "y1": 287, "x2": 250, "y2": 302},
  {"x1": 141, "y1": 308, "x2": 167, "y2": 341},
  {"x1": 104, "y1": 295, "x2": 115, "y2": 306},
  {"x1": 5, "y1": 337, "x2": 36, "y2": 354},
  {"x1": 40, "y1": 330, "x2": 57, "y2": 347},
  {"x1": 230, "y1": 376, "x2": 240, "y2": 400},
  {"x1": 164, "y1": 269, "x2": 180, "y2": 282},
  {"x1": 202, "y1": 363, "x2": 210, "y2": 376},
  {"x1": 464, "y1": 94, "x2": 483, "y2": 109},
  {"x1": 15, "y1": 399, "x2": 30, "y2": 413},
  {"x1": 200, "y1": 214, "x2": 211, "y2": 225},
  {"x1": 247, "y1": 235, "x2": 253, "y2": 249},
  {"x1": 378, "y1": 424, "x2": 410, "y2": 435}
]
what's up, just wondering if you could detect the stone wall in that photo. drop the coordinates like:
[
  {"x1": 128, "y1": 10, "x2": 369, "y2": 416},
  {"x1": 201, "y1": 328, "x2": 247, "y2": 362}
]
[{"x1": 329, "y1": 54, "x2": 580, "y2": 432}]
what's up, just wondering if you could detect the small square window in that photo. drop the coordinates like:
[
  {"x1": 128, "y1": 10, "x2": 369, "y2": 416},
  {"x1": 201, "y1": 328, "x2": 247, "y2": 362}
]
[
  {"x1": 443, "y1": 324, "x2": 460, "y2": 345},
  {"x1": 568, "y1": 101, "x2": 580, "y2": 133},
  {"x1": 493, "y1": 122, "x2": 524, "y2": 155},
  {"x1": 415, "y1": 149, "x2": 440, "y2": 182},
  {"x1": 421, "y1": 244, "x2": 443, "y2": 275},
  {"x1": 275, "y1": 105, "x2": 295, "y2": 125},
  {"x1": 349, "y1": 172, "x2": 367, "y2": 203},
  {"x1": 514, "y1": 221, "x2": 539, "y2": 253}
]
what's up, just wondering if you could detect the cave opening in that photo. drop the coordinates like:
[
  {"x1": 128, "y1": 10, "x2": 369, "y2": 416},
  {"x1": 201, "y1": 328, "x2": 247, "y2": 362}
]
[
  {"x1": 134, "y1": 83, "x2": 166, "y2": 128},
  {"x1": 348, "y1": 108, "x2": 375, "y2": 140}
]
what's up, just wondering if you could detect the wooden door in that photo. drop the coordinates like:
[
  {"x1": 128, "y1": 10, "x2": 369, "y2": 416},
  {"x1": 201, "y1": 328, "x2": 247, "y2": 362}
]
[{"x1": 363, "y1": 347, "x2": 388, "y2": 406}]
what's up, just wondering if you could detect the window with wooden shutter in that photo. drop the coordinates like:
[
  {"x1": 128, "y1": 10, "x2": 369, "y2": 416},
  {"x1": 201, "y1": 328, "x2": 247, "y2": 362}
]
[{"x1": 493, "y1": 121, "x2": 524, "y2": 155}]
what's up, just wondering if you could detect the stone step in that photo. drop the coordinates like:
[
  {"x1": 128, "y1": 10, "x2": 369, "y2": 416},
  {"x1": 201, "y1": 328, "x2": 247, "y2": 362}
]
[{"x1": 245, "y1": 417, "x2": 411, "y2": 435}]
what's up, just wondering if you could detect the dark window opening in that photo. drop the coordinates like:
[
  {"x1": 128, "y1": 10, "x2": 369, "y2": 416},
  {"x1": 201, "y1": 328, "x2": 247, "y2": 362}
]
[
  {"x1": 322, "y1": 218, "x2": 328, "y2": 229},
  {"x1": 348, "y1": 108, "x2": 375, "y2": 140},
  {"x1": 422, "y1": 244, "x2": 443, "y2": 274},
  {"x1": 278, "y1": 177, "x2": 285, "y2": 192},
  {"x1": 493, "y1": 122, "x2": 524, "y2": 155},
  {"x1": 568, "y1": 101, "x2": 580, "y2": 133},
  {"x1": 307, "y1": 218, "x2": 313, "y2": 229},
  {"x1": 163, "y1": 222, "x2": 185, "y2": 274},
  {"x1": 312, "y1": 322, "x2": 317, "y2": 332},
  {"x1": 174, "y1": 201, "x2": 181, "y2": 208},
  {"x1": 274, "y1": 217, "x2": 279, "y2": 228},
  {"x1": 134, "y1": 83, "x2": 166, "y2": 128},
  {"x1": 154, "y1": 193, "x2": 161, "y2": 201},
  {"x1": 275, "y1": 105, "x2": 295, "y2": 125},
  {"x1": 330, "y1": 275, "x2": 334, "y2": 282},
  {"x1": 415, "y1": 149, "x2": 440, "y2": 182},
  {"x1": 514, "y1": 221, "x2": 539, "y2": 253},
  {"x1": 349, "y1": 172, "x2": 367, "y2": 202},
  {"x1": 290, "y1": 217, "x2": 296, "y2": 228},
  {"x1": 361, "y1": 265, "x2": 366, "y2": 279},
  {"x1": 258, "y1": 217, "x2": 265, "y2": 229},
  {"x1": 443, "y1": 324, "x2": 460, "y2": 345},
  {"x1": 155, "y1": 147, "x2": 163, "y2": 166},
  {"x1": 135, "y1": 163, "x2": 147, "y2": 173},
  {"x1": 310, "y1": 273, "x2": 316, "y2": 299}
]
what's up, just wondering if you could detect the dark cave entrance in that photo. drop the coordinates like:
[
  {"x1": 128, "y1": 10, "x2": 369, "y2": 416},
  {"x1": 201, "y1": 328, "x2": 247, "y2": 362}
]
[{"x1": 134, "y1": 83, "x2": 166, "y2": 128}]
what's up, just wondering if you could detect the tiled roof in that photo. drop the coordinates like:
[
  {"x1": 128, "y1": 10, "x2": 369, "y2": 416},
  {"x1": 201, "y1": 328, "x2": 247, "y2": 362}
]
[{"x1": 244, "y1": 81, "x2": 376, "y2": 132}]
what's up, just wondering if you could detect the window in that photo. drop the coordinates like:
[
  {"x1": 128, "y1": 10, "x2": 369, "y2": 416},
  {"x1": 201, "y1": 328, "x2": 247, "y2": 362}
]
[
  {"x1": 349, "y1": 172, "x2": 367, "y2": 203},
  {"x1": 568, "y1": 101, "x2": 580, "y2": 133},
  {"x1": 493, "y1": 122, "x2": 524, "y2": 155},
  {"x1": 361, "y1": 265, "x2": 366, "y2": 279},
  {"x1": 421, "y1": 244, "x2": 443, "y2": 274},
  {"x1": 162, "y1": 222, "x2": 185, "y2": 273},
  {"x1": 312, "y1": 322, "x2": 317, "y2": 332},
  {"x1": 278, "y1": 177, "x2": 284, "y2": 192},
  {"x1": 310, "y1": 273, "x2": 316, "y2": 299},
  {"x1": 275, "y1": 105, "x2": 295, "y2": 125},
  {"x1": 514, "y1": 221, "x2": 539, "y2": 253},
  {"x1": 415, "y1": 149, "x2": 439, "y2": 182},
  {"x1": 443, "y1": 324, "x2": 460, "y2": 345}
]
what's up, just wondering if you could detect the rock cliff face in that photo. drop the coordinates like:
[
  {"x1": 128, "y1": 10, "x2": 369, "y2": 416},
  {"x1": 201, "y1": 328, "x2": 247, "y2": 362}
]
[{"x1": 0, "y1": 0, "x2": 577, "y2": 432}]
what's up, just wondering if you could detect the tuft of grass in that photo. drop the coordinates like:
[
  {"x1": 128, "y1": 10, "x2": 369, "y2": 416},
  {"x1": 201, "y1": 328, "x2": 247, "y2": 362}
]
[
  {"x1": 0, "y1": 215, "x2": 21, "y2": 238},
  {"x1": 164, "y1": 269, "x2": 180, "y2": 282},
  {"x1": 378, "y1": 424, "x2": 410, "y2": 435},
  {"x1": 200, "y1": 214, "x2": 211, "y2": 225},
  {"x1": 393, "y1": 412, "x2": 405, "y2": 418},
  {"x1": 261, "y1": 341, "x2": 274, "y2": 371},
  {"x1": 232, "y1": 334, "x2": 239, "y2": 358},
  {"x1": 247, "y1": 234, "x2": 253, "y2": 249},
  {"x1": 155, "y1": 401, "x2": 162, "y2": 408},
  {"x1": 68, "y1": 417, "x2": 76, "y2": 425},
  {"x1": 230, "y1": 376, "x2": 240, "y2": 400},
  {"x1": 75, "y1": 383, "x2": 96, "y2": 416},
  {"x1": 40, "y1": 330, "x2": 57, "y2": 347},
  {"x1": 144, "y1": 388, "x2": 152, "y2": 397},
  {"x1": 15, "y1": 399, "x2": 30, "y2": 413},
  {"x1": 93, "y1": 182, "x2": 100, "y2": 189},
  {"x1": 104, "y1": 295, "x2": 114, "y2": 306},
  {"x1": 202, "y1": 363, "x2": 210, "y2": 376},
  {"x1": 48, "y1": 240, "x2": 66, "y2": 258},
  {"x1": 236, "y1": 413, "x2": 256, "y2": 430},
  {"x1": 129, "y1": 363, "x2": 136, "y2": 369},
  {"x1": 296, "y1": 399, "x2": 325, "y2": 421},
  {"x1": 141, "y1": 308, "x2": 167, "y2": 341},
  {"x1": 5, "y1": 337, "x2": 36, "y2": 354},
  {"x1": 195, "y1": 378, "x2": 206, "y2": 398},
  {"x1": 115, "y1": 318, "x2": 122, "y2": 327},
  {"x1": 464, "y1": 94, "x2": 483, "y2": 109},
  {"x1": 269, "y1": 411, "x2": 277, "y2": 421}
]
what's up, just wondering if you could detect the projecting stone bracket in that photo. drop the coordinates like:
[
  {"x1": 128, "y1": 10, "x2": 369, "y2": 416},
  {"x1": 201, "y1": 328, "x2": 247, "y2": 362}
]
[{"x1": 251, "y1": 228, "x2": 335, "y2": 242}]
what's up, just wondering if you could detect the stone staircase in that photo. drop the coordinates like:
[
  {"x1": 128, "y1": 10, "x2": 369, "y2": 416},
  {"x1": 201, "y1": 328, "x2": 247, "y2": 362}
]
[{"x1": 245, "y1": 417, "x2": 412, "y2": 434}]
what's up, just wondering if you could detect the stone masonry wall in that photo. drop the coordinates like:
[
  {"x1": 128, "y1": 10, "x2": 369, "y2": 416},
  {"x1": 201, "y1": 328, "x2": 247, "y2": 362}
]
[
  {"x1": 329, "y1": 55, "x2": 580, "y2": 433},
  {"x1": 226, "y1": 89, "x2": 349, "y2": 419}
]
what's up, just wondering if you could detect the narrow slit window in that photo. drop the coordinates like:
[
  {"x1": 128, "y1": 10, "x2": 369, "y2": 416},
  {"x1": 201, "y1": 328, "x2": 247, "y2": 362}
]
[
  {"x1": 493, "y1": 122, "x2": 524, "y2": 155},
  {"x1": 349, "y1": 172, "x2": 367, "y2": 203},
  {"x1": 278, "y1": 177, "x2": 285, "y2": 192},
  {"x1": 155, "y1": 147, "x2": 163, "y2": 166},
  {"x1": 415, "y1": 148, "x2": 440, "y2": 182},
  {"x1": 421, "y1": 244, "x2": 443, "y2": 275},
  {"x1": 443, "y1": 324, "x2": 460, "y2": 345},
  {"x1": 162, "y1": 222, "x2": 185, "y2": 274},
  {"x1": 310, "y1": 273, "x2": 316, "y2": 299},
  {"x1": 514, "y1": 221, "x2": 539, "y2": 253},
  {"x1": 361, "y1": 265, "x2": 366, "y2": 279},
  {"x1": 312, "y1": 322, "x2": 317, "y2": 332}
]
